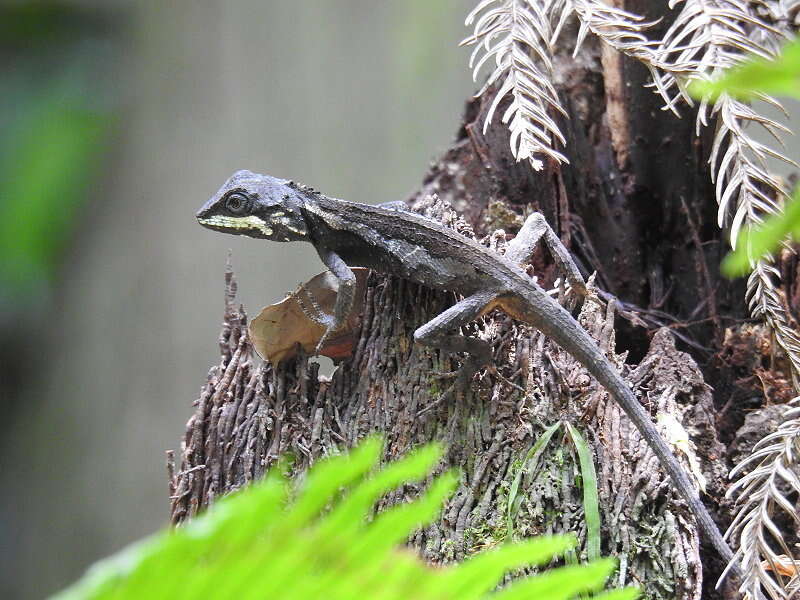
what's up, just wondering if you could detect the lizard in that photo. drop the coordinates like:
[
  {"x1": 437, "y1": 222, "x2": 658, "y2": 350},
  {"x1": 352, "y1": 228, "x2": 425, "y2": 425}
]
[{"x1": 196, "y1": 169, "x2": 737, "y2": 574}]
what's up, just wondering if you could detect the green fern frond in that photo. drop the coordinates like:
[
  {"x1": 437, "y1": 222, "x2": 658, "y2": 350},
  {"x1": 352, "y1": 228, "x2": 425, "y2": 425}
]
[{"x1": 55, "y1": 438, "x2": 637, "y2": 600}]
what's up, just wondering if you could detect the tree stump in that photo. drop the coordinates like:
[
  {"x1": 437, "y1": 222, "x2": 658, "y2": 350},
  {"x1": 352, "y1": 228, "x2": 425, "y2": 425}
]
[{"x1": 167, "y1": 15, "x2": 773, "y2": 599}]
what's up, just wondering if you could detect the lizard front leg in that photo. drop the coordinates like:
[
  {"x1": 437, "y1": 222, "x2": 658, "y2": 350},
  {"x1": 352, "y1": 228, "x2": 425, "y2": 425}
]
[
  {"x1": 414, "y1": 290, "x2": 500, "y2": 389},
  {"x1": 315, "y1": 246, "x2": 356, "y2": 354},
  {"x1": 505, "y1": 212, "x2": 587, "y2": 297}
]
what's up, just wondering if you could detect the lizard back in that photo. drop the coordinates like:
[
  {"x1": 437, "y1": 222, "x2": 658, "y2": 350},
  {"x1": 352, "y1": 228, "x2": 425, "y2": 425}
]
[{"x1": 301, "y1": 195, "x2": 541, "y2": 300}]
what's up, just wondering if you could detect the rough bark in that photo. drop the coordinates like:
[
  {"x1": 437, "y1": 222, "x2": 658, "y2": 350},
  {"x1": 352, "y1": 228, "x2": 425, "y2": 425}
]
[{"x1": 167, "y1": 15, "x2": 795, "y2": 600}]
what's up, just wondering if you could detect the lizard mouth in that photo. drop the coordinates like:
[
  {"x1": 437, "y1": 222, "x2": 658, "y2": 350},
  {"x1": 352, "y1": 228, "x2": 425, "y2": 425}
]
[{"x1": 197, "y1": 214, "x2": 274, "y2": 237}]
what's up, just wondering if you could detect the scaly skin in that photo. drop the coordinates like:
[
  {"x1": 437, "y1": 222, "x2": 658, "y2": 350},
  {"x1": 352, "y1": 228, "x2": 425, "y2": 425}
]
[{"x1": 197, "y1": 169, "x2": 736, "y2": 573}]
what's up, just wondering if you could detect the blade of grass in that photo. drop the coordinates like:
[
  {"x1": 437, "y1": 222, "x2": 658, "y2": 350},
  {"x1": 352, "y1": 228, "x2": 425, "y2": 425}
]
[
  {"x1": 507, "y1": 422, "x2": 562, "y2": 537},
  {"x1": 567, "y1": 422, "x2": 601, "y2": 562}
]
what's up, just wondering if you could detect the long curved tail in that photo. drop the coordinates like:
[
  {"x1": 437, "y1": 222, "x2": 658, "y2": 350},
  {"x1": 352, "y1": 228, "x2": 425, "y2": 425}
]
[
  {"x1": 527, "y1": 294, "x2": 737, "y2": 574},
  {"x1": 592, "y1": 346, "x2": 735, "y2": 565}
]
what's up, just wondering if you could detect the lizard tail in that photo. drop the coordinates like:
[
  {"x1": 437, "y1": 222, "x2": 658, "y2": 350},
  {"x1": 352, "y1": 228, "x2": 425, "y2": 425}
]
[
  {"x1": 529, "y1": 300, "x2": 740, "y2": 581},
  {"x1": 594, "y1": 353, "x2": 737, "y2": 567}
]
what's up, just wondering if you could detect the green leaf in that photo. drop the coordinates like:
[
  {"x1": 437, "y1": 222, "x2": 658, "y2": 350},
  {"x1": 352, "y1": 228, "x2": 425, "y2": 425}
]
[
  {"x1": 567, "y1": 422, "x2": 601, "y2": 562},
  {"x1": 491, "y1": 559, "x2": 617, "y2": 600},
  {"x1": 54, "y1": 437, "x2": 634, "y2": 600},
  {"x1": 507, "y1": 422, "x2": 562, "y2": 537},
  {"x1": 281, "y1": 436, "x2": 382, "y2": 530},
  {"x1": 591, "y1": 588, "x2": 641, "y2": 600},
  {"x1": 445, "y1": 536, "x2": 577, "y2": 599},
  {"x1": 313, "y1": 440, "x2": 443, "y2": 538},
  {"x1": 688, "y1": 38, "x2": 800, "y2": 100},
  {"x1": 0, "y1": 85, "x2": 112, "y2": 300},
  {"x1": 348, "y1": 469, "x2": 458, "y2": 557},
  {"x1": 721, "y1": 188, "x2": 800, "y2": 277}
]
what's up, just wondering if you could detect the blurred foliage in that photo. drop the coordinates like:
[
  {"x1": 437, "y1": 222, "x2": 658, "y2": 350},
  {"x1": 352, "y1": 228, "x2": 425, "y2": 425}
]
[
  {"x1": 722, "y1": 189, "x2": 800, "y2": 277},
  {"x1": 0, "y1": 3, "x2": 117, "y2": 307},
  {"x1": 689, "y1": 38, "x2": 800, "y2": 102},
  {"x1": 689, "y1": 38, "x2": 800, "y2": 277},
  {"x1": 0, "y1": 3, "x2": 100, "y2": 45},
  {"x1": 0, "y1": 87, "x2": 111, "y2": 300},
  {"x1": 54, "y1": 438, "x2": 638, "y2": 600}
]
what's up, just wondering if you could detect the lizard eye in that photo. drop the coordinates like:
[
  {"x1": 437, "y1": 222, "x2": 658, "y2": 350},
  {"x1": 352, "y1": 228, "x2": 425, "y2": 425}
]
[{"x1": 225, "y1": 192, "x2": 249, "y2": 214}]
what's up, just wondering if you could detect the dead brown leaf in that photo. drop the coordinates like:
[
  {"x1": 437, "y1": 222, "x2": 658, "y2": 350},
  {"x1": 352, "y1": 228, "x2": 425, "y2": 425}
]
[{"x1": 248, "y1": 268, "x2": 369, "y2": 363}]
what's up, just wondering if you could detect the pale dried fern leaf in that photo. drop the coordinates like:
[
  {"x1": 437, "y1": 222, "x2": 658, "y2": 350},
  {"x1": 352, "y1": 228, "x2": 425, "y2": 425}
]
[
  {"x1": 462, "y1": 0, "x2": 569, "y2": 170},
  {"x1": 639, "y1": 1, "x2": 800, "y2": 593},
  {"x1": 743, "y1": 0, "x2": 797, "y2": 53},
  {"x1": 620, "y1": 2, "x2": 800, "y2": 592},
  {"x1": 747, "y1": 264, "x2": 800, "y2": 380},
  {"x1": 653, "y1": 0, "x2": 782, "y2": 114},
  {"x1": 568, "y1": 0, "x2": 662, "y2": 75},
  {"x1": 462, "y1": 1, "x2": 800, "y2": 594},
  {"x1": 726, "y1": 397, "x2": 800, "y2": 599},
  {"x1": 708, "y1": 95, "x2": 792, "y2": 244},
  {"x1": 710, "y1": 103, "x2": 799, "y2": 600}
]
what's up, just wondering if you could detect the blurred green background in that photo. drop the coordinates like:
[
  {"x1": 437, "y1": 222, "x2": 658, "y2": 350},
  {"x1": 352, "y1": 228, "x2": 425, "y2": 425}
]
[{"x1": 0, "y1": 2, "x2": 474, "y2": 598}]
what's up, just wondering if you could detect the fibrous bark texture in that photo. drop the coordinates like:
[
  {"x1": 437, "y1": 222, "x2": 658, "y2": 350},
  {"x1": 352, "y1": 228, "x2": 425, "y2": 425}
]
[
  {"x1": 170, "y1": 260, "x2": 728, "y2": 600},
  {"x1": 167, "y1": 19, "x2": 788, "y2": 600}
]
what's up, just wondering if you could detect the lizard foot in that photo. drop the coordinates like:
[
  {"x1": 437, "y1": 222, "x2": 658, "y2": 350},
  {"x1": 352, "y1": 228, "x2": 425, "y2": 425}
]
[
  {"x1": 431, "y1": 363, "x2": 523, "y2": 395},
  {"x1": 485, "y1": 365, "x2": 525, "y2": 393},
  {"x1": 430, "y1": 357, "x2": 487, "y2": 401},
  {"x1": 417, "y1": 381, "x2": 464, "y2": 417}
]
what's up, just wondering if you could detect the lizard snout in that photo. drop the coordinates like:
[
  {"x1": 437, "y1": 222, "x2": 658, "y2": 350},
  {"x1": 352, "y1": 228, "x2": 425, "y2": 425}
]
[{"x1": 195, "y1": 199, "x2": 216, "y2": 220}]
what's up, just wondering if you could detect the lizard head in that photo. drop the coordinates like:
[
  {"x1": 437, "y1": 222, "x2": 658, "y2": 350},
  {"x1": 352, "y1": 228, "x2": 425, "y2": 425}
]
[{"x1": 196, "y1": 170, "x2": 309, "y2": 241}]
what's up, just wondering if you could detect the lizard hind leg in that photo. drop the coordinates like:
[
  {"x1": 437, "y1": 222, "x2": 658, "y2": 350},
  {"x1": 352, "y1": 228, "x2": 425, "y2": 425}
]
[
  {"x1": 504, "y1": 212, "x2": 587, "y2": 298},
  {"x1": 414, "y1": 290, "x2": 499, "y2": 395}
]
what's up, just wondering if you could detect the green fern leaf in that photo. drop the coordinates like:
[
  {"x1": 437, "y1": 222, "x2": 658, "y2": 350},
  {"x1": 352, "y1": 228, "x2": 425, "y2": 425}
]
[{"x1": 54, "y1": 438, "x2": 637, "y2": 600}]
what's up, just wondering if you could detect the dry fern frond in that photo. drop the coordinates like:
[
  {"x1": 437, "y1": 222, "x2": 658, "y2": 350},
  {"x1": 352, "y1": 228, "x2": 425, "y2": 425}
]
[
  {"x1": 726, "y1": 397, "x2": 800, "y2": 600},
  {"x1": 462, "y1": 0, "x2": 569, "y2": 170},
  {"x1": 748, "y1": 0, "x2": 797, "y2": 51},
  {"x1": 569, "y1": 0, "x2": 662, "y2": 72},
  {"x1": 653, "y1": 0, "x2": 782, "y2": 113},
  {"x1": 643, "y1": 2, "x2": 799, "y2": 592},
  {"x1": 462, "y1": 0, "x2": 800, "y2": 595},
  {"x1": 661, "y1": 9, "x2": 800, "y2": 592},
  {"x1": 708, "y1": 95, "x2": 792, "y2": 244},
  {"x1": 631, "y1": 9, "x2": 800, "y2": 595},
  {"x1": 567, "y1": 0, "x2": 705, "y2": 129},
  {"x1": 747, "y1": 264, "x2": 800, "y2": 379}
]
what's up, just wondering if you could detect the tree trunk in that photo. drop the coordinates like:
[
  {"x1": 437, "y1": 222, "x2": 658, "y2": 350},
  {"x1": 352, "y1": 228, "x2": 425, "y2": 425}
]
[{"x1": 167, "y1": 11, "x2": 785, "y2": 600}]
